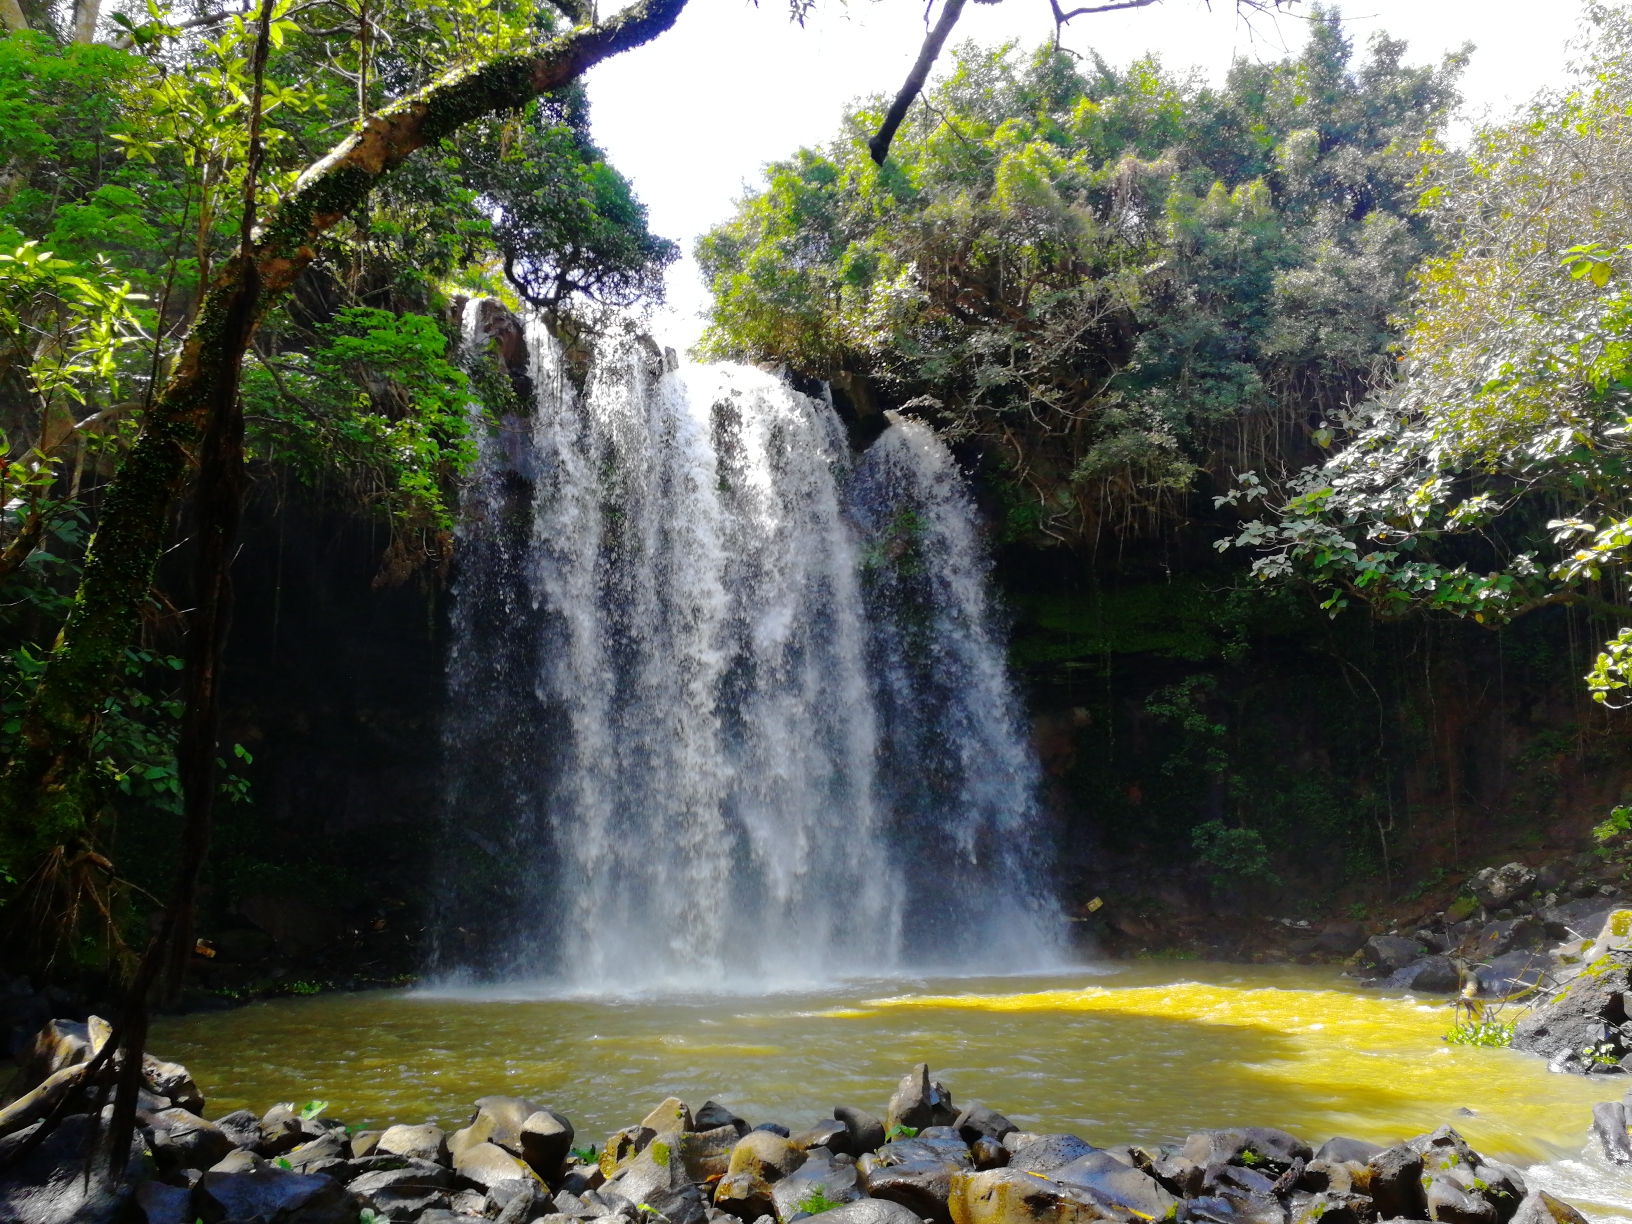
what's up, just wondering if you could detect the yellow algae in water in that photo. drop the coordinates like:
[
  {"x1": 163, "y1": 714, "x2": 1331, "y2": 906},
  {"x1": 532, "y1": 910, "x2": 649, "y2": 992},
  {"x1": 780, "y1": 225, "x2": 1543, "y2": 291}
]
[{"x1": 861, "y1": 981, "x2": 1606, "y2": 1162}]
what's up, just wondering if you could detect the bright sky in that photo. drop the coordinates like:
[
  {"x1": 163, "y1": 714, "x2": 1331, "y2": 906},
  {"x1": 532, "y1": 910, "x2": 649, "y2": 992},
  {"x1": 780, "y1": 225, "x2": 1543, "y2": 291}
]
[{"x1": 583, "y1": 0, "x2": 1586, "y2": 349}]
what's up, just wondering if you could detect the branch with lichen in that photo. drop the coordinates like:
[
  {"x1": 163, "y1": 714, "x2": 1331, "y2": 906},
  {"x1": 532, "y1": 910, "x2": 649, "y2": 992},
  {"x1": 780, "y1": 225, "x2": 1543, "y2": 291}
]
[{"x1": 0, "y1": 0, "x2": 690, "y2": 852}]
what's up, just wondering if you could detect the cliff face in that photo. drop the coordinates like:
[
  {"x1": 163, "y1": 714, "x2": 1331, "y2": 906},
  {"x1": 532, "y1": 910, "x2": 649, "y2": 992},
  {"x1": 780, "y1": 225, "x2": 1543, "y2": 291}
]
[{"x1": 196, "y1": 418, "x2": 1632, "y2": 975}]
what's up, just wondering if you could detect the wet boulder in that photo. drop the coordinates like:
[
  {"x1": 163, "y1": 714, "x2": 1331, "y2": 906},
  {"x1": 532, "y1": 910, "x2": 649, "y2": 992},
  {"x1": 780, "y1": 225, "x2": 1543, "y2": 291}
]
[
  {"x1": 834, "y1": 1106, "x2": 886, "y2": 1155},
  {"x1": 820, "y1": 1200, "x2": 927, "y2": 1224},
  {"x1": 1006, "y1": 1133, "x2": 1098, "y2": 1175},
  {"x1": 642, "y1": 1097, "x2": 694, "y2": 1134},
  {"x1": 199, "y1": 1165, "x2": 357, "y2": 1224},
  {"x1": 1512, "y1": 949, "x2": 1632, "y2": 1069},
  {"x1": 1055, "y1": 1151, "x2": 1176, "y2": 1218},
  {"x1": 1359, "y1": 936, "x2": 1430, "y2": 977},
  {"x1": 149, "y1": 1108, "x2": 235, "y2": 1172},
  {"x1": 729, "y1": 1129, "x2": 806, "y2": 1181},
  {"x1": 886, "y1": 1064, "x2": 957, "y2": 1133},
  {"x1": 770, "y1": 1148, "x2": 862, "y2": 1222},
  {"x1": 521, "y1": 1109, "x2": 575, "y2": 1181},
  {"x1": 142, "y1": 1055, "x2": 205, "y2": 1115},
  {"x1": 135, "y1": 1179, "x2": 194, "y2": 1224},
  {"x1": 0, "y1": 1113, "x2": 148, "y2": 1224},
  {"x1": 1182, "y1": 1128, "x2": 1312, "y2": 1175},
  {"x1": 1315, "y1": 1138, "x2": 1382, "y2": 1166},
  {"x1": 1470, "y1": 864, "x2": 1538, "y2": 910},
  {"x1": 790, "y1": 1119, "x2": 849, "y2": 1154},
  {"x1": 1476, "y1": 951, "x2": 1552, "y2": 996},
  {"x1": 1540, "y1": 899, "x2": 1618, "y2": 943},
  {"x1": 955, "y1": 1104, "x2": 1018, "y2": 1146},
  {"x1": 696, "y1": 1101, "x2": 749, "y2": 1136},
  {"x1": 378, "y1": 1122, "x2": 449, "y2": 1165},
  {"x1": 1511, "y1": 1192, "x2": 1590, "y2": 1224},
  {"x1": 1473, "y1": 919, "x2": 1541, "y2": 962},
  {"x1": 1367, "y1": 1144, "x2": 1426, "y2": 1219},
  {"x1": 713, "y1": 1171, "x2": 777, "y2": 1220},
  {"x1": 1593, "y1": 1101, "x2": 1632, "y2": 1165},
  {"x1": 1427, "y1": 1174, "x2": 1497, "y2": 1224},
  {"x1": 1315, "y1": 924, "x2": 1368, "y2": 956},
  {"x1": 949, "y1": 1167, "x2": 1137, "y2": 1224},
  {"x1": 214, "y1": 1108, "x2": 263, "y2": 1151},
  {"x1": 1387, "y1": 957, "x2": 1462, "y2": 994},
  {"x1": 682, "y1": 1124, "x2": 743, "y2": 1180},
  {"x1": 454, "y1": 1140, "x2": 536, "y2": 1191},
  {"x1": 859, "y1": 1140, "x2": 970, "y2": 1224},
  {"x1": 972, "y1": 1137, "x2": 1010, "y2": 1170}
]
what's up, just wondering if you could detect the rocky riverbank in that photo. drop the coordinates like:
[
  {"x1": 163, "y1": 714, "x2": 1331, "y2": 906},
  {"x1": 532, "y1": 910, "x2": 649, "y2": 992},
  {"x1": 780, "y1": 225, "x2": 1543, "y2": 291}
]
[{"x1": 0, "y1": 1016, "x2": 1620, "y2": 1224}]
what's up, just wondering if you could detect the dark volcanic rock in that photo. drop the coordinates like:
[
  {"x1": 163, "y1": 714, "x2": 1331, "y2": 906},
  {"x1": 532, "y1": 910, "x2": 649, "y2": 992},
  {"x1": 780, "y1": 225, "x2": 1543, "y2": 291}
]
[
  {"x1": 198, "y1": 1166, "x2": 357, "y2": 1224},
  {"x1": 1593, "y1": 1102, "x2": 1632, "y2": 1166},
  {"x1": 215, "y1": 1108, "x2": 263, "y2": 1151},
  {"x1": 1427, "y1": 1174, "x2": 1498, "y2": 1224},
  {"x1": 696, "y1": 1101, "x2": 749, "y2": 1136},
  {"x1": 1006, "y1": 1133, "x2": 1098, "y2": 1175},
  {"x1": 834, "y1": 1106, "x2": 885, "y2": 1155},
  {"x1": 1511, "y1": 1192, "x2": 1590, "y2": 1224},
  {"x1": 955, "y1": 1104, "x2": 1018, "y2": 1146},
  {"x1": 1512, "y1": 951, "x2": 1632, "y2": 1069},
  {"x1": 1360, "y1": 936, "x2": 1430, "y2": 976},
  {"x1": 886, "y1": 1064, "x2": 956, "y2": 1134},
  {"x1": 1367, "y1": 1144, "x2": 1426, "y2": 1219},
  {"x1": 1387, "y1": 956, "x2": 1462, "y2": 993},
  {"x1": 0, "y1": 1115, "x2": 147, "y2": 1224},
  {"x1": 1314, "y1": 1137, "x2": 1382, "y2": 1165},
  {"x1": 1470, "y1": 864, "x2": 1537, "y2": 910},
  {"x1": 1182, "y1": 1128, "x2": 1311, "y2": 1175}
]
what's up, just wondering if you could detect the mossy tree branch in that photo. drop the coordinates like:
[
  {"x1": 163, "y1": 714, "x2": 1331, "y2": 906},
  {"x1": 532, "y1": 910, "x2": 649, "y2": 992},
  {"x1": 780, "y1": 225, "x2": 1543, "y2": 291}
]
[{"x1": 0, "y1": 0, "x2": 690, "y2": 855}]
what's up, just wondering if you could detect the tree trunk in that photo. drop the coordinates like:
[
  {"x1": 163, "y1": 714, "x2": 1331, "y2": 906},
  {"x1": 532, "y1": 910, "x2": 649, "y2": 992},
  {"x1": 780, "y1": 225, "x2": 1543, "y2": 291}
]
[
  {"x1": 70, "y1": 0, "x2": 98, "y2": 43},
  {"x1": 0, "y1": 0, "x2": 28, "y2": 32},
  {"x1": 1, "y1": 0, "x2": 690, "y2": 856}
]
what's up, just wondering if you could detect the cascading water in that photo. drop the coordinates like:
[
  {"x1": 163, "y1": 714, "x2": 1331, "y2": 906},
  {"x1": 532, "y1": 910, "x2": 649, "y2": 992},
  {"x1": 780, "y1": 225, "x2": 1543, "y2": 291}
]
[{"x1": 438, "y1": 309, "x2": 1061, "y2": 989}]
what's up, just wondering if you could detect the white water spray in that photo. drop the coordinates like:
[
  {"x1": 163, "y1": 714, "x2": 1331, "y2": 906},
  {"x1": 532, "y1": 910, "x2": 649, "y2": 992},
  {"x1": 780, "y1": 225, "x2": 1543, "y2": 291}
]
[{"x1": 440, "y1": 317, "x2": 1060, "y2": 989}]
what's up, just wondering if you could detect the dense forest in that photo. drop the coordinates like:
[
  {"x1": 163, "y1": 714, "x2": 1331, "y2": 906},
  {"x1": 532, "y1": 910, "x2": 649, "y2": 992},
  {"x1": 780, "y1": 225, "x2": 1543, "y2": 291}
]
[{"x1": 0, "y1": 0, "x2": 1630, "y2": 1009}]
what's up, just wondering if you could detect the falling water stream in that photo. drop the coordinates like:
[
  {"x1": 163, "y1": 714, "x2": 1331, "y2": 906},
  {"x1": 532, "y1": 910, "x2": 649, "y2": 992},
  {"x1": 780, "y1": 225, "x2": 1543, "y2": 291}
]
[{"x1": 439, "y1": 315, "x2": 1060, "y2": 988}]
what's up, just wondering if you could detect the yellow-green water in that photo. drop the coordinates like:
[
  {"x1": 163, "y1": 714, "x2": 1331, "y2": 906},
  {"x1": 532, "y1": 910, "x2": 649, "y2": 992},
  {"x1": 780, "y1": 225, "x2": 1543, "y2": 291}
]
[{"x1": 152, "y1": 965, "x2": 1621, "y2": 1180}]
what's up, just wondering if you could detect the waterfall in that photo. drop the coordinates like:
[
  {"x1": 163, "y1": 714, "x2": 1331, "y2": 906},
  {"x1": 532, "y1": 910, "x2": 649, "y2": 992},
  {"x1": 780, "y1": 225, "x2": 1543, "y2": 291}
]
[{"x1": 439, "y1": 313, "x2": 1061, "y2": 989}]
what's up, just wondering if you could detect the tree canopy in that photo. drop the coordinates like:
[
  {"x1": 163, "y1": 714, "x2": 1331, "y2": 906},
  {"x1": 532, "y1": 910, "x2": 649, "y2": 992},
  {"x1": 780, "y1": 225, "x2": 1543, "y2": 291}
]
[{"x1": 698, "y1": 7, "x2": 1465, "y2": 546}]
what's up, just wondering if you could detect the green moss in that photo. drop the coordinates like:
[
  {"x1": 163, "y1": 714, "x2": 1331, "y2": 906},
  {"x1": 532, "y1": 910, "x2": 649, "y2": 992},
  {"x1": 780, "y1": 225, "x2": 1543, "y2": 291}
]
[{"x1": 1010, "y1": 579, "x2": 1222, "y2": 669}]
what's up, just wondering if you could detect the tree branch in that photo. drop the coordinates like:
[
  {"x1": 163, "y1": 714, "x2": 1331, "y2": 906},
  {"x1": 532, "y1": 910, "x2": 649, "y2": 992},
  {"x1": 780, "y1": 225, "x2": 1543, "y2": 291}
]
[
  {"x1": 868, "y1": 0, "x2": 966, "y2": 165},
  {"x1": 3, "y1": 0, "x2": 690, "y2": 847}
]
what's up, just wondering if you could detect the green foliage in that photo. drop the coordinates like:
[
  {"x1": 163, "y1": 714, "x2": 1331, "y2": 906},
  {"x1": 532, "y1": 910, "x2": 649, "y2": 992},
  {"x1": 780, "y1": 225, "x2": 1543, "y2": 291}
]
[
  {"x1": 699, "y1": 9, "x2": 1462, "y2": 547},
  {"x1": 797, "y1": 1188, "x2": 848, "y2": 1216},
  {"x1": 300, "y1": 1099, "x2": 331, "y2": 1121},
  {"x1": 884, "y1": 1124, "x2": 919, "y2": 1141},
  {"x1": 1595, "y1": 804, "x2": 1632, "y2": 845},
  {"x1": 243, "y1": 307, "x2": 479, "y2": 577},
  {"x1": 1192, "y1": 819, "x2": 1279, "y2": 886},
  {"x1": 1221, "y1": 7, "x2": 1632, "y2": 698},
  {"x1": 1443, "y1": 1018, "x2": 1514, "y2": 1047}
]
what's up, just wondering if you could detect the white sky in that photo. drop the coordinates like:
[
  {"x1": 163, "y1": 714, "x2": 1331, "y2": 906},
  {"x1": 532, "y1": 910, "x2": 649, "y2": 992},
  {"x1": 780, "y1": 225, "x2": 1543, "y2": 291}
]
[{"x1": 583, "y1": 0, "x2": 1587, "y2": 349}]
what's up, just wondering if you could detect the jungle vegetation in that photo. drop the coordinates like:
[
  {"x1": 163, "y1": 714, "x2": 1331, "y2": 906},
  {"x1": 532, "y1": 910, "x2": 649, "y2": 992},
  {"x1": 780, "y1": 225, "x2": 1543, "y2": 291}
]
[{"x1": 700, "y1": 7, "x2": 1632, "y2": 896}]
